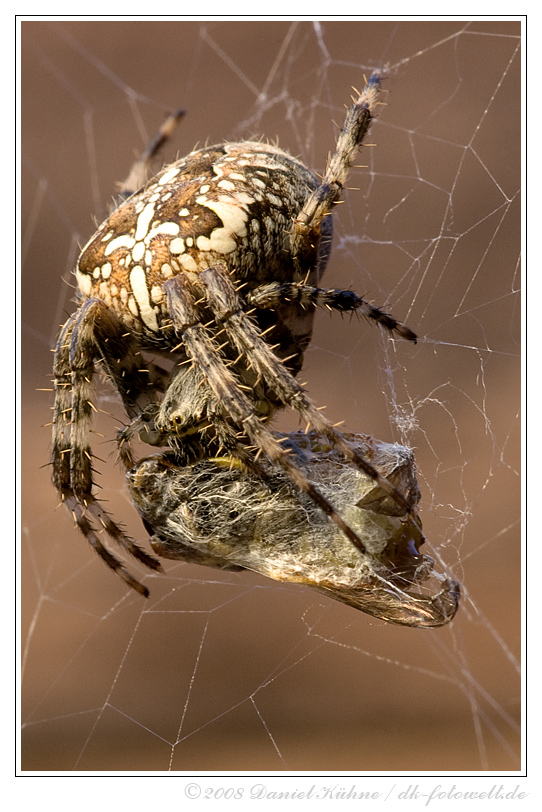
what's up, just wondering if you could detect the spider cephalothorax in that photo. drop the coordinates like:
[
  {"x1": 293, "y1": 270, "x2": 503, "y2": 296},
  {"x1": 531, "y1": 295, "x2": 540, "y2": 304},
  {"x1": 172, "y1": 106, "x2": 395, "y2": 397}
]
[{"x1": 52, "y1": 72, "x2": 418, "y2": 596}]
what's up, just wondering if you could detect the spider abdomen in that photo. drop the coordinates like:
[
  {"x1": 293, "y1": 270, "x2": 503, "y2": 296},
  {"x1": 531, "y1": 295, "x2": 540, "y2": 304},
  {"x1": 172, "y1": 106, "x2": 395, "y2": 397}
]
[{"x1": 75, "y1": 141, "x2": 331, "y2": 339}]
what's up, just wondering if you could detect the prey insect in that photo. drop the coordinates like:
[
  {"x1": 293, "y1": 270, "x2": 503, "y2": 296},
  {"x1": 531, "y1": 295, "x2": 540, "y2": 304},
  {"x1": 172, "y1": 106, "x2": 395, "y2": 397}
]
[{"x1": 128, "y1": 432, "x2": 460, "y2": 627}]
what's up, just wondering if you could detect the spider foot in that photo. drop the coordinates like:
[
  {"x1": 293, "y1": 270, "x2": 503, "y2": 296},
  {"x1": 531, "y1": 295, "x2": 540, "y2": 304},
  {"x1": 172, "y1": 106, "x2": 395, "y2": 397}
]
[
  {"x1": 246, "y1": 282, "x2": 417, "y2": 342},
  {"x1": 64, "y1": 492, "x2": 164, "y2": 597}
]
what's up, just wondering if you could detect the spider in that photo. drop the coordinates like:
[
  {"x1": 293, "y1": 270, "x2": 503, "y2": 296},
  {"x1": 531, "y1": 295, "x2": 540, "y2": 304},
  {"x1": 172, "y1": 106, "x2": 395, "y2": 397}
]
[{"x1": 52, "y1": 71, "x2": 418, "y2": 597}]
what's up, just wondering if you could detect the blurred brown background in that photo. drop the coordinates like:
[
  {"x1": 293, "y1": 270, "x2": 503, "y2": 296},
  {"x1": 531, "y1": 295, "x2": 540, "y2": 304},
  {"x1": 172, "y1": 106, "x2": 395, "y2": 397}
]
[{"x1": 21, "y1": 20, "x2": 521, "y2": 772}]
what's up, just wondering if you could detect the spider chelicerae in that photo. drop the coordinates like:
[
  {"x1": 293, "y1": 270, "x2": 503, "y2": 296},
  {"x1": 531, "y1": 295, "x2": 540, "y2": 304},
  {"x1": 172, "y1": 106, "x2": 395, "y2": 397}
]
[{"x1": 52, "y1": 72, "x2": 421, "y2": 598}]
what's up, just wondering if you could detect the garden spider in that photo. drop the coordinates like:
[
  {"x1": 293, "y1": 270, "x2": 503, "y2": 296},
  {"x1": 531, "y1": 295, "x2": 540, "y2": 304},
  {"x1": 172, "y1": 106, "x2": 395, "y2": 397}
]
[{"x1": 52, "y1": 72, "x2": 418, "y2": 597}]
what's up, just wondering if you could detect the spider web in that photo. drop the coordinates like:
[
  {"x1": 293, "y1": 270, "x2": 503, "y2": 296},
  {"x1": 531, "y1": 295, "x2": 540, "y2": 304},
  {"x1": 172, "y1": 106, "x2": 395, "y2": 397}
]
[{"x1": 20, "y1": 18, "x2": 522, "y2": 778}]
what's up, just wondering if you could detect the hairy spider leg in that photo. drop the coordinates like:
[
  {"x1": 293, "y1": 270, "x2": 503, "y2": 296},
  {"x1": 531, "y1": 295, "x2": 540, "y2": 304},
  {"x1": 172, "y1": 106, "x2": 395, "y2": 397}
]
[
  {"x1": 163, "y1": 274, "x2": 374, "y2": 555},
  {"x1": 290, "y1": 71, "x2": 381, "y2": 269},
  {"x1": 52, "y1": 299, "x2": 164, "y2": 595},
  {"x1": 246, "y1": 281, "x2": 417, "y2": 342},
  {"x1": 114, "y1": 108, "x2": 186, "y2": 205},
  {"x1": 200, "y1": 264, "x2": 417, "y2": 521}
]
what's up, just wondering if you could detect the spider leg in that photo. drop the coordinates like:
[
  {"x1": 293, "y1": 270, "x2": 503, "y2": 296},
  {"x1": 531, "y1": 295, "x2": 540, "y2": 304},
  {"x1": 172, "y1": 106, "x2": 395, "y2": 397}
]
[
  {"x1": 163, "y1": 274, "x2": 371, "y2": 555},
  {"x1": 114, "y1": 108, "x2": 186, "y2": 205},
  {"x1": 52, "y1": 299, "x2": 164, "y2": 595},
  {"x1": 200, "y1": 264, "x2": 417, "y2": 521},
  {"x1": 290, "y1": 71, "x2": 381, "y2": 266},
  {"x1": 247, "y1": 281, "x2": 417, "y2": 342}
]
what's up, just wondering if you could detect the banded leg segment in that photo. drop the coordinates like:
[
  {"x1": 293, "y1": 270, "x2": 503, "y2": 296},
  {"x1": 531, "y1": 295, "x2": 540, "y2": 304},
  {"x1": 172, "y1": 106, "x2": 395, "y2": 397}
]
[
  {"x1": 247, "y1": 281, "x2": 417, "y2": 342},
  {"x1": 52, "y1": 300, "x2": 163, "y2": 595},
  {"x1": 114, "y1": 108, "x2": 186, "y2": 205},
  {"x1": 164, "y1": 275, "x2": 371, "y2": 555},
  {"x1": 290, "y1": 72, "x2": 381, "y2": 265},
  {"x1": 201, "y1": 265, "x2": 417, "y2": 519}
]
